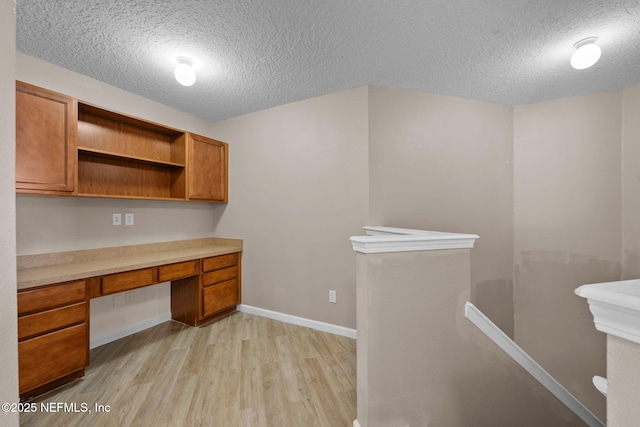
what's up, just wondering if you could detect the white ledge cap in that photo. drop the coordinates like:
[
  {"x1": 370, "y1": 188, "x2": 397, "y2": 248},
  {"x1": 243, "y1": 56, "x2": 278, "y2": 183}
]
[
  {"x1": 575, "y1": 279, "x2": 640, "y2": 345},
  {"x1": 350, "y1": 226, "x2": 479, "y2": 254}
]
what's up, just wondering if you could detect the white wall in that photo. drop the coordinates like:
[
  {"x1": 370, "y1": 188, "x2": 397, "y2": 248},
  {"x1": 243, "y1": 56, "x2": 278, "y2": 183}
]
[
  {"x1": 0, "y1": 0, "x2": 19, "y2": 424},
  {"x1": 210, "y1": 87, "x2": 370, "y2": 329}
]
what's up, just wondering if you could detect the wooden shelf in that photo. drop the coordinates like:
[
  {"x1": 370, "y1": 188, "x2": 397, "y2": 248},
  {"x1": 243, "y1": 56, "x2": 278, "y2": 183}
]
[
  {"x1": 78, "y1": 103, "x2": 183, "y2": 136},
  {"x1": 75, "y1": 193, "x2": 187, "y2": 202},
  {"x1": 77, "y1": 100, "x2": 188, "y2": 200},
  {"x1": 77, "y1": 152, "x2": 186, "y2": 200},
  {"x1": 78, "y1": 147, "x2": 186, "y2": 168}
]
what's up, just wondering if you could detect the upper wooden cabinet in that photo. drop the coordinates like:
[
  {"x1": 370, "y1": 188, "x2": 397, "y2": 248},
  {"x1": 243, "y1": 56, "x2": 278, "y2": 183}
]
[
  {"x1": 16, "y1": 82, "x2": 77, "y2": 194},
  {"x1": 15, "y1": 82, "x2": 228, "y2": 202},
  {"x1": 188, "y1": 134, "x2": 228, "y2": 202}
]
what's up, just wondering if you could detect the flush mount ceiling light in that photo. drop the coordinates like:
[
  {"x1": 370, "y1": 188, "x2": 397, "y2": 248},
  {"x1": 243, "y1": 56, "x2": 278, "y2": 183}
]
[
  {"x1": 174, "y1": 57, "x2": 196, "y2": 86},
  {"x1": 570, "y1": 37, "x2": 601, "y2": 70}
]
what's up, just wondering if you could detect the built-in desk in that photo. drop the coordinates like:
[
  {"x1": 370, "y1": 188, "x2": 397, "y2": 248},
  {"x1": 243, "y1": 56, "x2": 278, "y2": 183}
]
[{"x1": 16, "y1": 237, "x2": 242, "y2": 400}]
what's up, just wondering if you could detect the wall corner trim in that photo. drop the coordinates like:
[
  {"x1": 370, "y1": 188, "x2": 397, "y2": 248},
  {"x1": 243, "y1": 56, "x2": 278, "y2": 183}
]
[
  {"x1": 238, "y1": 304, "x2": 357, "y2": 339},
  {"x1": 350, "y1": 226, "x2": 478, "y2": 254},
  {"x1": 465, "y1": 302, "x2": 604, "y2": 427}
]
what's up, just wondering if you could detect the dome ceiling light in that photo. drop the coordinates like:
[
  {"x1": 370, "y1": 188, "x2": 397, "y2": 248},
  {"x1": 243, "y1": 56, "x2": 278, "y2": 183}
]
[
  {"x1": 570, "y1": 37, "x2": 601, "y2": 70},
  {"x1": 174, "y1": 57, "x2": 196, "y2": 86}
]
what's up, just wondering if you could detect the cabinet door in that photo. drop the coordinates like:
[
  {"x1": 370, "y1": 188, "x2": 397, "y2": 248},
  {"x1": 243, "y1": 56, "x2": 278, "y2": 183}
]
[
  {"x1": 18, "y1": 323, "x2": 87, "y2": 394},
  {"x1": 188, "y1": 133, "x2": 228, "y2": 202},
  {"x1": 202, "y1": 279, "x2": 239, "y2": 318},
  {"x1": 16, "y1": 81, "x2": 77, "y2": 194}
]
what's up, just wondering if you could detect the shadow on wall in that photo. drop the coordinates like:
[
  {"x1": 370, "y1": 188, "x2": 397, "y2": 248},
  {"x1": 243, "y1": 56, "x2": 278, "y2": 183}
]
[
  {"x1": 448, "y1": 344, "x2": 588, "y2": 427},
  {"x1": 515, "y1": 250, "x2": 620, "y2": 421},
  {"x1": 472, "y1": 278, "x2": 514, "y2": 338},
  {"x1": 623, "y1": 248, "x2": 640, "y2": 279}
]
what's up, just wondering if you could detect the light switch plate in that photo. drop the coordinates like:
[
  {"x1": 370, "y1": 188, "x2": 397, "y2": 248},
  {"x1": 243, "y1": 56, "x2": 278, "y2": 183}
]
[{"x1": 125, "y1": 213, "x2": 134, "y2": 226}]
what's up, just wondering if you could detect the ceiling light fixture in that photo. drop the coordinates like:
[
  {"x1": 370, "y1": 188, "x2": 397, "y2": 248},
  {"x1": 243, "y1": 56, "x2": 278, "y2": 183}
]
[
  {"x1": 570, "y1": 37, "x2": 601, "y2": 70},
  {"x1": 174, "y1": 57, "x2": 196, "y2": 86}
]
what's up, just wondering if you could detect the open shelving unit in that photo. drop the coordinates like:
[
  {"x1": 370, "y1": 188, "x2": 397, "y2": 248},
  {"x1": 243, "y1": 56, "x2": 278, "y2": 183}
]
[
  {"x1": 16, "y1": 81, "x2": 228, "y2": 203},
  {"x1": 77, "y1": 103, "x2": 187, "y2": 201}
]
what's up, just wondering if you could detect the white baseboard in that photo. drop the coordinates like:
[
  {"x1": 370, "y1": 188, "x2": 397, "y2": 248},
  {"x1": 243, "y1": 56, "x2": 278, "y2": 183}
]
[
  {"x1": 464, "y1": 302, "x2": 604, "y2": 427},
  {"x1": 238, "y1": 304, "x2": 357, "y2": 339},
  {"x1": 90, "y1": 312, "x2": 172, "y2": 349}
]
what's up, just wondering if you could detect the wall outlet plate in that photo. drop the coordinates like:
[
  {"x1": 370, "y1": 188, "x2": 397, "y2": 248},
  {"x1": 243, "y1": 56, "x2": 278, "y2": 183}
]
[
  {"x1": 329, "y1": 290, "x2": 337, "y2": 303},
  {"x1": 125, "y1": 213, "x2": 134, "y2": 226},
  {"x1": 112, "y1": 213, "x2": 121, "y2": 226},
  {"x1": 125, "y1": 291, "x2": 135, "y2": 305}
]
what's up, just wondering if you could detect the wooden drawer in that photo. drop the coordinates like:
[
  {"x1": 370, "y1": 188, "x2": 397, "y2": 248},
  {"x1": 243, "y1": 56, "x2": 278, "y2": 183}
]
[
  {"x1": 202, "y1": 266, "x2": 238, "y2": 287},
  {"x1": 202, "y1": 279, "x2": 239, "y2": 318},
  {"x1": 101, "y1": 268, "x2": 154, "y2": 295},
  {"x1": 158, "y1": 260, "x2": 199, "y2": 282},
  {"x1": 202, "y1": 253, "x2": 238, "y2": 272},
  {"x1": 18, "y1": 281, "x2": 86, "y2": 315},
  {"x1": 18, "y1": 302, "x2": 86, "y2": 341},
  {"x1": 18, "y1": 323, "x2": 87, "y2": 394}
]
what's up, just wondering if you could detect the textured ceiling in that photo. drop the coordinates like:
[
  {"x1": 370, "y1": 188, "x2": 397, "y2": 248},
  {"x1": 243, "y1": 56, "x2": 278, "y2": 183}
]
[{"x1": 16, "y1": 0, "x2": 640, "y2": 122}]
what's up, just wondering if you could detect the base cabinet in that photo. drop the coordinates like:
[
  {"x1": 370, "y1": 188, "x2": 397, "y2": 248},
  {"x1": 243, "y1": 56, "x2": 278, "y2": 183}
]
[
  {"x1": 17, "y1": 250, "x2": 241, "y2": 399},
  {"x1": 19, "y1": 324, "x2": 87, "y2": 395},
  {"x1": 17, "y1": 280, "x2": 88, "y2": 400},
  {"x1": 171, "y1": 252, "x2": 241, "y2": 326}
]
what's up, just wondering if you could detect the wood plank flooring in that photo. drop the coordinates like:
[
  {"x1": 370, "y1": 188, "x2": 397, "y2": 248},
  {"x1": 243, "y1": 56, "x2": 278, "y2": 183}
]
[{"x1": 20, "y1": 312, "x2": 357, "y2": 427}]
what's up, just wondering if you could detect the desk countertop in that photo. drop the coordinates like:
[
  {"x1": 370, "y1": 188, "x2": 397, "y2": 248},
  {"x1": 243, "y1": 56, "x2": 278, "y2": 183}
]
[{"x1": 17, "y1": 237, "x2": 243, "y2": 290}]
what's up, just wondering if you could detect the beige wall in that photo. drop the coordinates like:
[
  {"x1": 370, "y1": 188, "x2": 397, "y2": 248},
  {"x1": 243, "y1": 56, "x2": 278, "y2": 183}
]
[
  {"x1": 0, "y1": 0, "x2": 19, "y2": 423},
  {"x1": 513, "y1": 91, "x2": 625, "y2": 420},
  {"x1": 356, "y1": 248, "x2": 585, "y2": 427},
  {"x1": 209, "y1": 87, "x2": 369, "y2": 329},
  {"x1": 622, "y1": 85, "x2": 640, "y2": 278},
  {"x1": 15, "y1": 54, "x2": 223, "y2": 342},
  {"x1": 367, "y1": 86, "x2": 515, "y2": 337}
]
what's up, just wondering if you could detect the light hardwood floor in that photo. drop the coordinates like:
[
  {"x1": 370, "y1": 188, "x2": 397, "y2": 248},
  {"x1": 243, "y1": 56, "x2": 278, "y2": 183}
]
[{"x1": 20, "y1": 312, "x2": 357, "y2": 427}]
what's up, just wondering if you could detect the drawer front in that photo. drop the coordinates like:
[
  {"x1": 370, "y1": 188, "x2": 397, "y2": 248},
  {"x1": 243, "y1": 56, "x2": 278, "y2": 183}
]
[
  {"x1": 202, "y1": 266, "x2": 238, "y2": 287},
  {"x1": 18, "y1": 302, "x2": 86, "y2": 341},
  {"x1": 101, "y1": 268, "x2": 154, "y2": 295},
  {"x1": 202, "y1": 253, "x2": 238, "y2": 272},
  {"x1": 158, "y1": 260, "x2": 199, "y2": 282},
  {"x1": 18, "y1": 281, "x2": 86, "y2": 315},
  {"x1": 19, "y1": 323, "x2": 87, "y2": 394},
  {"x1": 202, "y1": 279, "x2": 239, "y2": 318}
]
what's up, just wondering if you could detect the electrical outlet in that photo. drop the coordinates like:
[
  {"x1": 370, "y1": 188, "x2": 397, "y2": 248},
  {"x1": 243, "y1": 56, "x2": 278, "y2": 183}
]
[
  {"x1": 113, "y1": 294, "x2": 125, "y2": 308},
  {"x1": 329, "y1": 290, "x2": 337, "y2": 303},
  {"x1": 125, "y1": 291, "x2": 135, "y2": 305},
  {"x1": 112, "y1": 213, "x2": 122, "y2": 226},
  {"x1": 125, "y1": 213, "x2": 134, "y2": 226}
]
